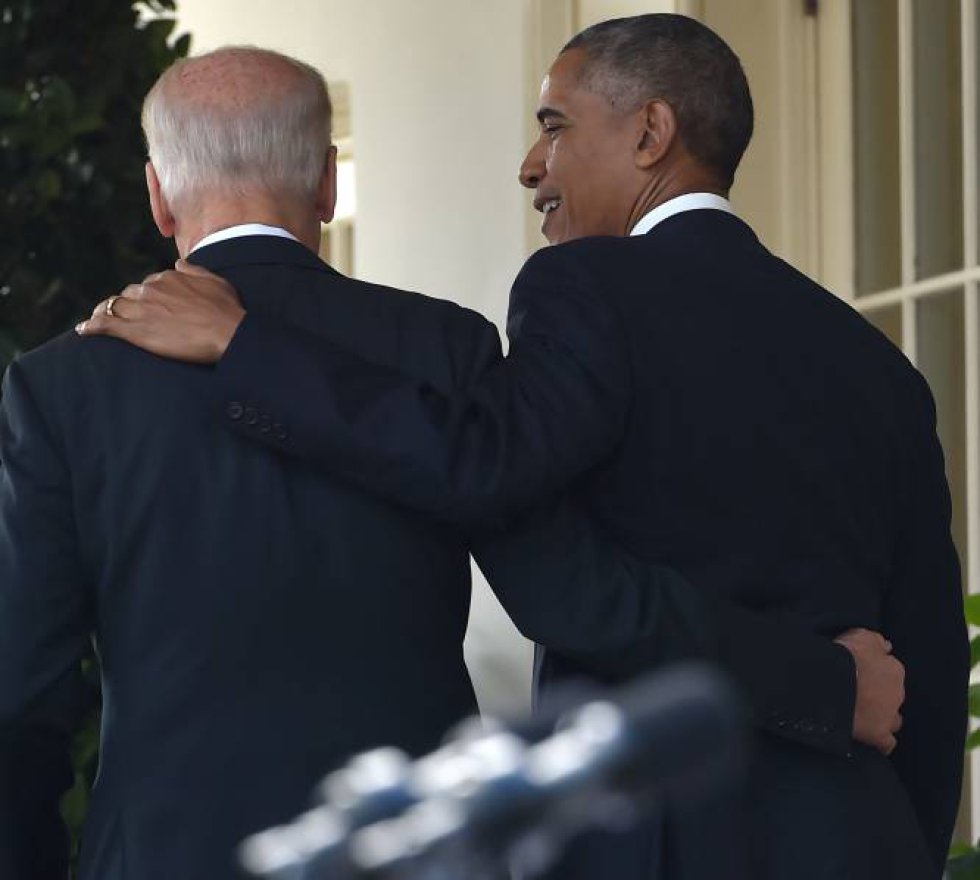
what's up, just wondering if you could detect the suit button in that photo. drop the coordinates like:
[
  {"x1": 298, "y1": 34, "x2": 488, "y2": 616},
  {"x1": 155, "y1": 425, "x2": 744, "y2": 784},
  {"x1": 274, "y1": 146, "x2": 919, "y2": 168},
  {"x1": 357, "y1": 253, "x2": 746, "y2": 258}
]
[
  {"x1": 259, "y1": 415, "x2": 272, "y2": 434},
  {"x1": 244, "y1": 406, "x2": 258, "y2": 426},
  {"x1": 273, "y1": 423, "x2": 289, "y2": 442},
  {"x1": 226, "y1": 401, "x2": 244, "y2": 421}
]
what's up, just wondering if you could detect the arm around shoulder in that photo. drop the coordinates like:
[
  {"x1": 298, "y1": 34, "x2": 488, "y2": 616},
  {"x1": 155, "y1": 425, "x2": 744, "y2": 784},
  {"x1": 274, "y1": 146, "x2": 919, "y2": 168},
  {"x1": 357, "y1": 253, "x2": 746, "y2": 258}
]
[
  {"x1": 213, "y1": 249, "x2": 631, "y2": 524},
  {"x1": 471, "y1": 495, "x2": 857, "y2": 757}
]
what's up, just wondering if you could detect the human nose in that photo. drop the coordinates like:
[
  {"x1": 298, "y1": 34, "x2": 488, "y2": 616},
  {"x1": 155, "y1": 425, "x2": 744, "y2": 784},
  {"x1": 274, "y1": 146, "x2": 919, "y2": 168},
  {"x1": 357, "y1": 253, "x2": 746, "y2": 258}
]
[{"x1": 519, "y1": 139, "x2": 545, "y2": 189}]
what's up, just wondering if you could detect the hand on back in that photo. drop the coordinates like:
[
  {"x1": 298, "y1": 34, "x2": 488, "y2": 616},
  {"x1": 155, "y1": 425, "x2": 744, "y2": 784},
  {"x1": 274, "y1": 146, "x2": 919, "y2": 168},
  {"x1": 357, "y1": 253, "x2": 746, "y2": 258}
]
[
  {"x1": 835, "y1": 627, "x2": 905, "y2": 756},
  {"x1": 77, "y1": 261, "x2": 244, "y2": 364}
]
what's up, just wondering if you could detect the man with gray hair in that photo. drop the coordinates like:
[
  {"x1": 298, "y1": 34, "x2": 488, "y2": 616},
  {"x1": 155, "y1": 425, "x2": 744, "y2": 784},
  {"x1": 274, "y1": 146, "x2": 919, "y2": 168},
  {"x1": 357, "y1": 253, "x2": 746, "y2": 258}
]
[
  {"x1": 0, "y1": 46, "x2": 501, "y2": 880},
  {"x1": 81, "y1": 13, "x2": 967, "y2": 880}
]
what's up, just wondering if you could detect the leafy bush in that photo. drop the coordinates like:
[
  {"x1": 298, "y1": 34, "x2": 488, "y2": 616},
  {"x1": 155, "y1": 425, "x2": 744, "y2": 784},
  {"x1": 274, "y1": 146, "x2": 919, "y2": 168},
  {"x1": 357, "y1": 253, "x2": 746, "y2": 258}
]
[
  {"x1": 0, "y1": 0, "x2": 190, "y2": 373},
  {"x1": 0, "y1": 0, "x2": 190, "y2": 861},
  {"x1": 946, "y1": 594, "x2": 980, "y2": 878}
]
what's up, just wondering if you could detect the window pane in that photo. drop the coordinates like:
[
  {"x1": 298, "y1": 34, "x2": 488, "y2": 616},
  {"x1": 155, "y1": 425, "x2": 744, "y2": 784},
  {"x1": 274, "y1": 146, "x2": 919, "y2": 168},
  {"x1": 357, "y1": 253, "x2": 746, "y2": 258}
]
[
  {"x1": 913, "y1": 0, "x2": 964, "y2": 280},
  {"x1": 916, "y1": 289, "x2": 968, "y2": 584},
  {"x1": 853, "y1": 2, "x2": 901, "y2": 295},
  {"x1": 862, "y1": 304, "x2": 903, "y2": 349}
]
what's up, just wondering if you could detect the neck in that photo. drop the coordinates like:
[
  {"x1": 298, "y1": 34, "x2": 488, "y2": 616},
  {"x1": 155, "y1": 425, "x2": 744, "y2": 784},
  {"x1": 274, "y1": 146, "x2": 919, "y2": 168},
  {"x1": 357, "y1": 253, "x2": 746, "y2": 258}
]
[
  {"x1": 626, "y1": 160, "x2": 728, "y2": 232},
  {"x1": 174, "y1": 192, "x2": 320, "y2": 256}
]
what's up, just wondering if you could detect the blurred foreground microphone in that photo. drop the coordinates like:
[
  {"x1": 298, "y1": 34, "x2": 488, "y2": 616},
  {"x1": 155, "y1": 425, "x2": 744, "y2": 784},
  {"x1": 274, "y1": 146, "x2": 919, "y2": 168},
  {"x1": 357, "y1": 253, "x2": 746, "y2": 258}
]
[{"x1": 241, "y1": 664, "x2": 745, "y2": 880}]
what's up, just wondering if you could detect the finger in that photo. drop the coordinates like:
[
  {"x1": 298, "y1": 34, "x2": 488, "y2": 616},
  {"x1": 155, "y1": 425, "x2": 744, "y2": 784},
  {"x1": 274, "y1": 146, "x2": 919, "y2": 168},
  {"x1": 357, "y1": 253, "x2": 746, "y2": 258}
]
[
  {"x1": 174, "y1": 259, "x2": 212, "y2": 277},
  {"x1": 78, "y1": 297, "x2": 146, "y2": 335},
  {"x1": 77, "y1": 314, "x2": 123, "y2": 337},
  {"x1": 109, "y1": 295, "x2": 146, "y2": 324},
  {"x1": 91, "y1": 297, "x2": 123, "y2": 320},
  {"x1": 891, "y1": 713, "x2": 903, "y2": 734},
  {"x1": 865, "y1": 630, "x2": 893, "y2": 653},
  {"x1": 881, "y1": 734, "x2": 897, "y2": 756},
  {"x1": 91, "y1": 294, "x2": 120, "y2": 318},
  {"x1": 101, "y1": 295, "x2": 130, "y2": 320},
  {"x1": 92, "y1": 285, "x2": 142, "y2": 317},
  {"x1": 836, "y1": 626, "x2": 877, "y2": 641},
  {"x1": 861, "y1": 630, "x2": 891, "y2": 651},
  {"x1": 832, "y1": 628, "x2": 857, "y2": 645}
]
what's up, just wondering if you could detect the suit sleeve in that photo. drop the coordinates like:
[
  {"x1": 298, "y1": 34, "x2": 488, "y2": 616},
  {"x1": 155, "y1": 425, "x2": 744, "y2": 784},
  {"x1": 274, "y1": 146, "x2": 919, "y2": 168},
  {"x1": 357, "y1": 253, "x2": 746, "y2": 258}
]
[
  {"x1": 213, "y1": 245, "x2": 632, "y2": 524},
  {"x1": 883, "y1": 374, "x2": 969, "y2": 872},
  {"x1": 471, "y1": 498, "x2": 857, "y2": 757},
  {"x1": 214, "y1": 248, "x2": 859, "y2": 757},
  {"x1": 0, "y1": 360, "x2": 93, "y2": 880}
]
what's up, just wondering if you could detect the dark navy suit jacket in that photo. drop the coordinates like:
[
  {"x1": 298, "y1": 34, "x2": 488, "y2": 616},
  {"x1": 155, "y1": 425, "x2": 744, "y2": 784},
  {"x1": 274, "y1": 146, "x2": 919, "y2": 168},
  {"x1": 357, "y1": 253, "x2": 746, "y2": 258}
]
[
  {"x1": 204, "y1": 213, "x2": 968, "y2": 879},
  {"x1": 0, "y1": 235, "x2": 492, "y2": 879},
  {"x1": 1, "y1": 232, "x2": 805, "y2": 879}
]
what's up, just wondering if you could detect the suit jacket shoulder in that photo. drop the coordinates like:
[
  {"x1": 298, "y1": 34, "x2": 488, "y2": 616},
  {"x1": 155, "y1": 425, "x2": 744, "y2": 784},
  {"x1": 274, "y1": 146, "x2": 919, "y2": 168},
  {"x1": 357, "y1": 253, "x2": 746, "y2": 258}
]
[{"x1": 194, "y1": 235, "x2": 504, "y2": 395}]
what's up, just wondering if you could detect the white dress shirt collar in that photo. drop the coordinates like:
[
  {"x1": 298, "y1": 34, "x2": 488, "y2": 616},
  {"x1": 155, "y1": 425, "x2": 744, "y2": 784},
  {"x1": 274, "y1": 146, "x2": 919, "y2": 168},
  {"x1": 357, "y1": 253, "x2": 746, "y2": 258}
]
[
  {"x1": 629, "y1": 192, "x2": 734, "y2": 237},
  {"x1": 190, "y1": 223, "x2": 300, "y2": 254}
]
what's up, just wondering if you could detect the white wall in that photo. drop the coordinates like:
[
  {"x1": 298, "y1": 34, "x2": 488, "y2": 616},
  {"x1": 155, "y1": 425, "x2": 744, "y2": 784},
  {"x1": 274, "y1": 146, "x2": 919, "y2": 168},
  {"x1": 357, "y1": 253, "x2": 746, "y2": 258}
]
[
  {"x1": 175, "y1": 0, "x2": 535, "y2": 714},
  {"x1": 577, "y1": 0, "x2": 679, "y2": 28},
  {"x1": 697, "y1": 0, "x2": 821, "y2": 274},
  {"x1": 177, "y1": 1, "x2": 356, "y2": 80},
  {"x1": 343, "y1": 0, "x2": 529, "y2": 329},
  {"x1": 177, "y1": 0, "x2": 528, "y2": 325}
]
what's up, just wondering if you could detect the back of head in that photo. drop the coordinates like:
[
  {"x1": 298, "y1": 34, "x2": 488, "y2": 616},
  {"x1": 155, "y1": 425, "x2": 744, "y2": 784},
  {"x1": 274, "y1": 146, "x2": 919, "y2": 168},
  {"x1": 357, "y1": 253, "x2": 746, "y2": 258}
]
[
  {"x1": 142, "y1": 46, "x2": 332, "y2": 211},
  {"x1": 564, "y1": 14, "x2": 753, "y2": 189}
]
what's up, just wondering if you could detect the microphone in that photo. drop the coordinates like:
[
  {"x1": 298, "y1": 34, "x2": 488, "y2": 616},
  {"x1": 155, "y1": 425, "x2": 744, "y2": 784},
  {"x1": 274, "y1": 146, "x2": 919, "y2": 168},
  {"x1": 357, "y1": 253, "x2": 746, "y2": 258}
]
[{"x1": 241, "y1": 664, "x2": 745, "y2": 880}]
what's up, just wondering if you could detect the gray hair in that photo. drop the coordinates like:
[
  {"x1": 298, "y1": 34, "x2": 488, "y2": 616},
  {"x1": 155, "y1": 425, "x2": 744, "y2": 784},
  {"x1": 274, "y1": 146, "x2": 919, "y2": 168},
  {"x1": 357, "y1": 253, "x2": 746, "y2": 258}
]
[
  {"x1": 142, "y1": 46, "x2": 332, "y2": 208},
  {"x1": 564, "y1": 14, "x2": 753, "y2": 188}
]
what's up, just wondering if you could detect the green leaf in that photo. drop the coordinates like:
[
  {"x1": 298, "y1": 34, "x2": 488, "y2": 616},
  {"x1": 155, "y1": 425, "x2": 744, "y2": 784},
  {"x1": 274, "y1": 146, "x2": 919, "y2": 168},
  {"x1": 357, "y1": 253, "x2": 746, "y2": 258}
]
[
  {"x1": 966, "y1": 728, "x2": 980, "y2": 751},
  {"x1": 0, "y1": 88, "x2": 27, "y2": 117},
  {"x1": 34, "y1": 169, "x2": 61, "y2": 201},
  {"x1": 964, "y1": 594, "x2": 980, "y2": 626},
  {"x1": 0, "y1": 331, "x2": 20, "y2": 376},
  {"x1": 970, "y1": 684, "x2": 980, "y2": 718},
  {"x1": 173, "y1": 33, "x2": 192, "y2": 56},
  {"x1": 950, "y1": 842, "x2": 976, "y2": 859},
  {"x1": 68, "y1": 112, "x2": 105, "y2": 137},
  {"x1": 139, "y1": 17, "x2": 177, "y2": 44},
  {"x1": 2, "y1": 8, "x2": 189, "y2": 865},
  {"x1": 947, "y1": 847, "x2": 980, "y2": 879}
]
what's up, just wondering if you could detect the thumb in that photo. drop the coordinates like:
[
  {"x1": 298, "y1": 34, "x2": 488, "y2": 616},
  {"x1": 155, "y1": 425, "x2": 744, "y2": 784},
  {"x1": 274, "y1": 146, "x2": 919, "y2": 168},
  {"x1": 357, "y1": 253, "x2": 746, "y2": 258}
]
[{"x1": 76, "y1": 314, "x2": 124, "y2": 339}]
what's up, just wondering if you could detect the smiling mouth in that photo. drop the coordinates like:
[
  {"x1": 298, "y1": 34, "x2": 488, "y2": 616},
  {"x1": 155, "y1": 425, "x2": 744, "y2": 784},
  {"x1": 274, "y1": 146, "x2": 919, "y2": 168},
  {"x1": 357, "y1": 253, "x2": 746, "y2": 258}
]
[{"x1": 534, "y1": 197, "x2": 563, "y2": 215}]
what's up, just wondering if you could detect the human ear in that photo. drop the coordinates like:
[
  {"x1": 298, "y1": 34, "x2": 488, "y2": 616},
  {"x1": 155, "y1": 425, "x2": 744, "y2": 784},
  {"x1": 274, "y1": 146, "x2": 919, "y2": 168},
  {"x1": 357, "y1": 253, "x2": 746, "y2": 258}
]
[
  {"x1": 145, "y1": 162, "x2": 176, "y2": 238},
  {"x1": 635, "y1": 100, "x2": 677, "y2": 170},
  {"x1": 315, "y1": 146, "x2": 338, "y2": 225}
]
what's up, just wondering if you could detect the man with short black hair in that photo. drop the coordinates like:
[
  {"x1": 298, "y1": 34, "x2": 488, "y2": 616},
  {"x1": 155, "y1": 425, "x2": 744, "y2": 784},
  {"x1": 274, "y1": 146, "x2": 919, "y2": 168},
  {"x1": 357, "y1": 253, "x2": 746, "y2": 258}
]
[
  {"x1": 563, "y1": 13, "x2": 753, "y2": 188},
  {"x1": 81, "y1": 14, "x2": 966, "y2": 879},
  {"x1": 3, "y1": 35, "x2": 902, "y2": 880}
]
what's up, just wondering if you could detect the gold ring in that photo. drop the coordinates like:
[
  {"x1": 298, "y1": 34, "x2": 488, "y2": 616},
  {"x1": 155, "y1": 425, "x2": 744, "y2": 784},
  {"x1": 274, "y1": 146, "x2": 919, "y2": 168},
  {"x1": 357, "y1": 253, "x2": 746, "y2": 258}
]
[{"x1": 105, "y1": 296, "x2": 119, "y2": 318}]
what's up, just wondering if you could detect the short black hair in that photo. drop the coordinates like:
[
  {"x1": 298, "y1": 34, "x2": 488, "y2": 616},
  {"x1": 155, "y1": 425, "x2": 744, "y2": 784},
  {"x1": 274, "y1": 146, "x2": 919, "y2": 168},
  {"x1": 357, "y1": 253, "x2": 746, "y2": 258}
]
[{"x1": 563, "y1": 14, "x2": 753, "y2": 188}]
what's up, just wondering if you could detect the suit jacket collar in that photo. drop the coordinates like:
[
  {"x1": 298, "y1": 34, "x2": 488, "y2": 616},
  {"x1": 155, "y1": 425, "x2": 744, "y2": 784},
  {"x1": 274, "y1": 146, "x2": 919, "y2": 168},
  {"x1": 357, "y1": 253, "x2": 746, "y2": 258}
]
[
  {"x1": 646, "y1": 206, "x2": 762, "y2": 247},
  {"x1": 630, "y1": 193, "x2": 733, "y2": 236},
  {"x1": 187, "y1": 233, "x2": 341, "y2": 277}
]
